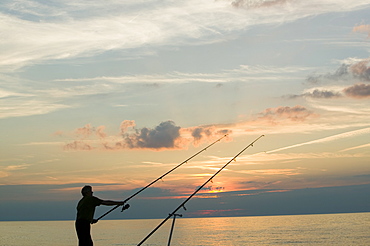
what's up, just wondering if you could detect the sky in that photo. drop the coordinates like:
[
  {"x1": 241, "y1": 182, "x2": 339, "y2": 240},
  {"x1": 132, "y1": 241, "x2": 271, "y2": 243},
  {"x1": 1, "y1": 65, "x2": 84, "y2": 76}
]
[{"x1": 1, "y1": 0, "x2": 370, "y2": 222}]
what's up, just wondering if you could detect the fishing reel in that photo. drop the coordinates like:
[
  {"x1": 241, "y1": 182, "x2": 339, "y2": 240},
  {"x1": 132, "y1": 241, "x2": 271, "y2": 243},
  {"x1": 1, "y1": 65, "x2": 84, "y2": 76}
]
[{"x1": 121, "y1": 203, "x2": 130, "y2": 212}]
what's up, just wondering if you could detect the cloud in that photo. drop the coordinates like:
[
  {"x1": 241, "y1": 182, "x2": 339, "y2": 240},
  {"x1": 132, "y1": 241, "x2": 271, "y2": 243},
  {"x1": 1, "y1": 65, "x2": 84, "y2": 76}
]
[
  {"x1": 63, "y1": 120, "x2": 231, "y2": 151},
  {"x1": 64, "y1": 140, "x2": 93, "y2": 151},
  {"x1": 0, "y1": 64, "x2": 316, "y2": 120},
  {"x1": 5, "y1": 164, "x2": 30, "y2": 171},
  {"x1": 124, "y1": 121, "x2": 230, "y2": 150},
  {"x1": 353, "y1": 24, "x2": 370, "y2": 37},
  {"x1": 20, "y1": 142, "x2": 64, "y2": 146},
  {"x1": 95, "y1": 126, "x2": 107, "y2": 138},
  {"x1": 121, "y1": 121, "x2": 182, "y2": 149},
  {"x1": 296, "y1": 58, "x2": 370, "y2": 100},
  {"x1": 187, "y1": 126, "x2": 231, "y2": 145},
  {"x1": 232, "y1": 0, "x2": 290, "y2": 9},
  {"x1": 2, "y1": 184, "x2": 370, "y2": 220},
  {"x1": 258, "y1": 105, "x2": 317, "y2": 122},
  {"x1": 240, "y1": 168, "x2": 301, "y2": 176},
  {"x1": 287, "y1": 89, "x2": 342, "y2": 99},
  {"x1": 343, "y1": 83, "x2": 370, "y2": 98},
  {"x1": 120, "y1": 120, "x2": 136, "y2": 134},
  {"x1": 307, "y1": 58, "x2": 370, "y2": 84},
  {"x1": 349, "y1": 59, "x2": 370, "y2": 81},
  {"x1": 0, "y1": 97, "x2": 70, "y2": 119},
  {"x1": 61, "y1": 105, "x2": 319, "y2": 151},
  {"x1": 0, "y1": 74, "x2": 118, "y2": 119},
  {"x1": 306, "y1": 89, "x2": 342, "y2": 99},
  {"x1": 0, "y1": 171, "x2": 8, "y2": 178},
  {"x1": 75, "y1": 124, "x2": 95, "y2": 139},
  {"x1": 55, "y1": 65, "x2": 312, "y2": 84},
  {"x1": 306, "y1": 64, "x2": 349, "y2": 84},
  {"x1": 287, "y1": 84, "x2": 370, "y2": 101},
  {"x1": 1, "y1": 1, "x2": 369, "y2": 70},
  {"x1": 0, "y1": 164, "x2": 31, "y2": 180}
]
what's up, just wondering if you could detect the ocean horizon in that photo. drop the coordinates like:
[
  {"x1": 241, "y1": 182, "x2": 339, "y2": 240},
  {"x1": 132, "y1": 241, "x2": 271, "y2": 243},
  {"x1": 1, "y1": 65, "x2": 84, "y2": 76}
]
[{"x1": 1, "y1": 212, "x2": 369, "y2": 245}]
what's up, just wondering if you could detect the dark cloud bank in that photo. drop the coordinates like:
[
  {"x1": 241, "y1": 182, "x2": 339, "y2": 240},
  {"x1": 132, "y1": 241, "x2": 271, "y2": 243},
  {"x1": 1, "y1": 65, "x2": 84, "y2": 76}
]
[{"x1": 1, "y1": 183, "x2": 369, "y2": 221}]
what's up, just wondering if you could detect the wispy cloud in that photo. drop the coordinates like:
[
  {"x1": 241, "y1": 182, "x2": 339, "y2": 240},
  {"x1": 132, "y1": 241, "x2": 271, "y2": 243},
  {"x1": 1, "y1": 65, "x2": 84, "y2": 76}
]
[
  {"x1": 340, "y1": 143, "x2": 370, "y2": 152},
  {"x1": 1, "y1": 1, "x2": 369, "y2": 70},
  {"x1": 239, "y1": 168, "x2": 301, "y2": 176},
  {"x1": 0, "y1": 164, "x2": 31, "y2": 179},
  {"x1": 1, "y1": 60, "x2": 363, "y2": 122},
  {"x1": 0, "y1": 65, "x2": 313, "y2": 119},
  {"x1": 4, "y1": 164, "x2": 30, "y2": 171},
  {"x1": 55, "y1": 65, "x2": 313, "y2": 84},
  {"x1": 20, "y1": 142, "x2": 64, "y2": 146},
  {"x1": 0, "y1": 98, "x2": 70, "y2": 119}
]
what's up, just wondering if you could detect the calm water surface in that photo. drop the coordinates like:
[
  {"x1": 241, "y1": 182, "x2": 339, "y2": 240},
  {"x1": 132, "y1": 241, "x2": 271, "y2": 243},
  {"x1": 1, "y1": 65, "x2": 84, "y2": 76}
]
[{"x1": 1, "y1": 212, "x2": 369, "y2": 245}]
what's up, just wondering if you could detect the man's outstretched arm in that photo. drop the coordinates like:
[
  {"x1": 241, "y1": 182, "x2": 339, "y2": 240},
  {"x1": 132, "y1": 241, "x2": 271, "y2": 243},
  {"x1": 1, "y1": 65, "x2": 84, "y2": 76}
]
[
  {"x1": 101, "y1": 200, "x2": 126, "y2": 206},
  {"x1": 91, "y1": 201, "x2": 130, "y2": 224}
]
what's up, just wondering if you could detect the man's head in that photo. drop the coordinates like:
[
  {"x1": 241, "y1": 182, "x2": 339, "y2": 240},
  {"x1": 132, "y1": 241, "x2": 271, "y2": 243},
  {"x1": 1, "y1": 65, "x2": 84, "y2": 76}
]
[{"x1": 81, "y1": 185, "x2": 93, "y2": 197}]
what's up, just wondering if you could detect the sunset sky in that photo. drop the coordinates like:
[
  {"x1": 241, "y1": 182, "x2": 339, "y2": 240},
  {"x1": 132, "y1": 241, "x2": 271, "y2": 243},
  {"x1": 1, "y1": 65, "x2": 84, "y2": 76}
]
[{"x1": 1, "y1": 0, "x2": 370, "y2": 221}]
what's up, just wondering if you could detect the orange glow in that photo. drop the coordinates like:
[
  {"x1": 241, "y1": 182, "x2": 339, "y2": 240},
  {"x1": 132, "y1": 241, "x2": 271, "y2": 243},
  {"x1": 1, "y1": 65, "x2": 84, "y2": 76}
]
[
  {"x1": 137, "y1": 195, "x2": 189, "y2": 200},
  {"x1": 188, "y1": 209, "x2": 243, "y2": 217},
  {"x1": 208, "y1": 189, "x2": 224, "y2": 193}
]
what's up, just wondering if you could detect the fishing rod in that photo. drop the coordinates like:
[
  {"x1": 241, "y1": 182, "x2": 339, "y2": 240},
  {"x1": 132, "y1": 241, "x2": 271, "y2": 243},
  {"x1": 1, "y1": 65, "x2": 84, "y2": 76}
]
[
  {"x1": 137, "y1": 135, "x2": 264, "y2": 246},
  {"x1": 95, "y1": 134, "x2": 228, "y2": 221}
]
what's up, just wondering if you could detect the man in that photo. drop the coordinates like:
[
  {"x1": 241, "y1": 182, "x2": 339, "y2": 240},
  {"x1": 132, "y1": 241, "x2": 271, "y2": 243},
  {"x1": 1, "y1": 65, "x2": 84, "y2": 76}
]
[{"x1": 75, "y1": 185, "x2": 130, "y2": 246}]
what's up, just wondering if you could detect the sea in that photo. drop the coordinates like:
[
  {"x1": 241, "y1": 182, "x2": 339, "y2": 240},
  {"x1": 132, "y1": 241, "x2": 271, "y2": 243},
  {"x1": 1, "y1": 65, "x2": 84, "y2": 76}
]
[{"x1": 1, "y1": 212, "x2": 369, "y2": 245}]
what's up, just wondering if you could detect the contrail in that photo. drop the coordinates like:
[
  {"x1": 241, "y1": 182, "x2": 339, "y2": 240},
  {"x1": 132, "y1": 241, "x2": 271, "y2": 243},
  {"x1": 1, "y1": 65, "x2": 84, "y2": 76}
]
[
  {"x1": 340, "y1": 143, "x2": 370, "y2": 152},
  {"x1": 266, "y1": 127, "x2": 370, "y2": 154},
  {"x1": 128, "y1": 14, "x2": 141, "y2": 23}
]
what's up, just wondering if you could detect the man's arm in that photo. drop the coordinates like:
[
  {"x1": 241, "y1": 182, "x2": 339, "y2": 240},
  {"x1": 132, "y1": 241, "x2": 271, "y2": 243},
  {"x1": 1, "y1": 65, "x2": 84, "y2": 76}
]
[
  {"x1": 91, "y1": 199, "x2": 130, "y2": 224},
  {"x1": 101, "y1": 200, "x2": 125, "y2": 206}
]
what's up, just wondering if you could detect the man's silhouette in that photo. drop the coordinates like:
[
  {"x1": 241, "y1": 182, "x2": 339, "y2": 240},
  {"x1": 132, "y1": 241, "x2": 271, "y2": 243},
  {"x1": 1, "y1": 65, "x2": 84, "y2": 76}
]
[{"x1": 75, "y1": 185, "x2": 129, "y2": 246}]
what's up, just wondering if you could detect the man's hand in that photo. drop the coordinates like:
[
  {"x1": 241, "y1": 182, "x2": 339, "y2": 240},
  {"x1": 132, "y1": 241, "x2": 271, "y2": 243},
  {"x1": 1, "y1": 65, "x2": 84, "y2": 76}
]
[{"x1": 91, "y1": 219, "x2": 98, "y2": 224}]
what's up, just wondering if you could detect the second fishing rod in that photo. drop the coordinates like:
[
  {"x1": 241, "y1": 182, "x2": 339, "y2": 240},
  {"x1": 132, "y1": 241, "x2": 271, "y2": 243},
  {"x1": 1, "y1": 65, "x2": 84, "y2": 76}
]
[
  {"x1": 137, "y1": 134, "x2": 265, "y2": 246},
  {"x1": 95, "y1": 134, "x2": 228, "y2": 221}
]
